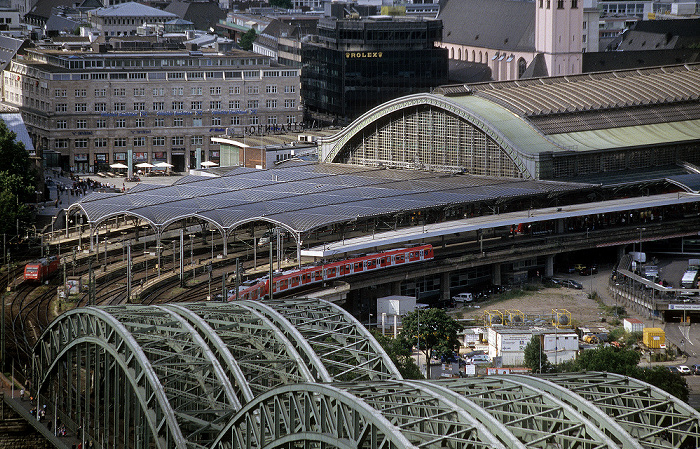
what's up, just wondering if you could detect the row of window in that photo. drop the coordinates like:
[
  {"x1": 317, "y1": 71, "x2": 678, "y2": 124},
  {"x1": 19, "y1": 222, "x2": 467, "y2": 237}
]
[
  {"x1": 57, "y1": 136, "x2": 203, "y2": 148},
  {"x1": 55, "y1": 114, "x2": 299, "y2": 130},
  {"x1": 55, "y1": 99, "x2": 297, "y2": 113},
  {"x1": 55, "y1": 85, "x2": 296, "y2": 98}
]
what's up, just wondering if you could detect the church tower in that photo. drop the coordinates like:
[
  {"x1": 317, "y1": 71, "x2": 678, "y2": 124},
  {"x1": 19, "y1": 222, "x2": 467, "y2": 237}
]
[{"x1": 535, "y1": 0, "x2": 583, "y2": 77}]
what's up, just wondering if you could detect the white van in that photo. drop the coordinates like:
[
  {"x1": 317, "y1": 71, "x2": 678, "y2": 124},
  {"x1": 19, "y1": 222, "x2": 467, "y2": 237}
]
[
  {"x1": 467, "y1": 354, "x2": 490, "y2": 364},
  {"x1": 452, "y1": 292, "x2": 473, "y2": 303}
]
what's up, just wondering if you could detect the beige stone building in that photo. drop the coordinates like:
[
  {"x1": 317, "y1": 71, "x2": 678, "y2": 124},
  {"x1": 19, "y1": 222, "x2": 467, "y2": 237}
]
[{"x1": 3, "y1": 43, "x2": 302, "y2": 173}]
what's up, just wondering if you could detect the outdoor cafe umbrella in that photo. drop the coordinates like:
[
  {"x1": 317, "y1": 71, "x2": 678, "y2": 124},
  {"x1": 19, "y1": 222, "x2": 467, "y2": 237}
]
[
  {"x1": 154, "y1": 162, "x2": 174, "y2": 168},
  {"x1": 109, "y1": 163, "x2": 128, "y2": 169},
  {"x1": 201, "y1": 161, "x2": 218, "y2": 167},
  {"x1": 136, "y1": 162, "x2": 154, "y2": 168}
]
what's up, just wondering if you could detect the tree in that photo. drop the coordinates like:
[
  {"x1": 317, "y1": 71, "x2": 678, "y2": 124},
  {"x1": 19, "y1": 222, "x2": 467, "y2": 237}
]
[
  {"x1": 0, "y1": 121, "x2": 36, "y2": 236},
  {"x1": 399, "y1": 308, "x2": 463, "y2": 378},
  {"x1": 524, "y1": 335, "x2": 550, "y2": 373},
  {"x1": 371, "y1": 331, "x2": 423, "y2": 379},
  {"x1": 238, "y1": 29, "x2": 257, "y2": 51},
  {"x1": 635, "y1": 366, "x2": 689, "y2": 403}
]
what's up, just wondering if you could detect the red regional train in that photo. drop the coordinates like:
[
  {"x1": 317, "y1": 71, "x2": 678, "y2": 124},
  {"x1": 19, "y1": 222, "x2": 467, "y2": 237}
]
[
  {"x1": 23, "y1": 256, "x2": 60, "y2": 282},
  {"x1": 234, "y1": 244, "x2": 434, "y2": 301}
]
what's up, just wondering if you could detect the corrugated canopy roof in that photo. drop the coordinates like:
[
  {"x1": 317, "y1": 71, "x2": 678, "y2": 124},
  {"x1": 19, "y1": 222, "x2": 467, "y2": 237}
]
[{"x1": 68, "y1": 162, "x2": 592, "y2": 233}]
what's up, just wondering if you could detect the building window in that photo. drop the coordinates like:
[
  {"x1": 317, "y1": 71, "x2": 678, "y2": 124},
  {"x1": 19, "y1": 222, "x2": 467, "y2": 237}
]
[
  {"x1": 212, "y1": 117, "x2": 221, "y2": 126},
  {"x1": 153, "y1": 87, "x2": 164, "y2": 96},
  {"x1": 113, "y1": 88, "x2": 125, "y2": 96},
  {"x1": 557, "y1": 0, "x2": 564, "y2": 8},
  {"x1": 55, "y1": 89, "x2": 67, "y2": 98},
  {"x1": 266, "y1": 85, "x2": 277, "y2": 94},
  {"x1": 229, "y1": 86, "x2": 240, "y2": 95},
  {"x1": 133, "y1": 137, "x2": 145, "y2": 147},
  {"x1": 249, "y1": 116, "x2": 258, "y2": 125},
  {"x1": 173, "y1": 118, "x2": 184, "y2": 127},
  {"x1": 114, "y1": 138, "x2": 127, "y2": 148},
  {"x1": 153, "y1": 102, "x2": 164, "y2": 111},
  {"x1": 94, "y1": 103, "x2": 106, "y2": 112},
  {"x1": 55, "y1": 139, "x2": 68, "y2": 149},
  {"x1": 75, "y1": 103, "x2": 87, "y2": 112},
  {"x1": 56, "y1": 120, "x2": 67, "y2": 129},
  {"x1": 134, "y1": 102, "x2": 145, "y2": 111},
  {"x1": 191, "y1": 101, "x2": 202, "y2": 110},
  {"x1": 116, "y1": 119, "x2": 127, "y2": 128},
  {"x1": 210, "y1": 101, "x2": 221, "y2": 109},
  {"x1": 76, "y1": 119, "x2": 87, "y2": 129},
  {"x1": 286, "y1": 115, "x2": 296, "y2": 124},
  {"x1": 171, "y1": 136, "x2": 184, "y2": 146},
  {"x1": 571, "y1": 0, "x2": 578, "y2": 7},
  {"x1": 284, "y1": 85, "x2": 295, "y2": 93},
  {"x1": 267, "y1": 116, "x2": 277, "y2": 125},
  {"x1": 95, "y1": 138, "x2": 107, "y2": 148},
  {"x1": 172, "y1": 101, "x2": 184, "y2": 110},
  {"x1": 96, "y1": 119, "x2": 106, "y2": 128},
  {"x1": 230, "y1": 100, "x2": 240, "y2": 109},
  {"x1": 247, "y1": 100, "x2": 259, "y2": 109},
  {"x1": 582, "y1": 21, "x2": 587, "y2": 29},
  {"x1": 114, "y1": 103, "x2": 126, "y2": 111},
  {"x1": 231, "y1": 116, "x2": 240, "y2": 125},
  {"x1": 266, "y1": 99, "x2": 277, "y2": 108},
  {"x1": 518, "y1": 58, "x2": 527, "y2": 79},
  {"x1": 95, "y1": 88, "x2": 106, "y2": 97},
  {"x1": 210, "y1": 86, "x2": 221, "y2": 95},
  {"x1": 134, "y1": 87, "x2": 145, "y2": 96},
  {"x1": 247, "y1": 86, "x2": 259, "y2": 94},
  {"x1": 582, "y1": 34, "x2": 587, "y2": 43},
  {"x1": 135, "y1": 118, "x2": 145, "y2": 128},
  {"x1": 193, "y1": 118, "x2": 202, "y2": 127},
  {"x1": 285, "y1": 99, "x2": 296, "y2": 108},
  {"x1": 74, "y1": 139, "x2": 88, "y2": 148},
  {"x1": 191, "y1": 135, "x2": 203, "y2": 145},
  {"x1": 154, "y1": 118, "x2": 165, "y2": 127},
  {"x1": 191, "y1": 86, "x2": 202, "y2": 95},
  {"x1": 171, "y1": 87, "x2": 183, "y2": 96},
  {"x1": 75, "y1": 89, "x2": 87, "y2": 97},
  {"x1": 56, "y1": 104, "x2": 67, "y2": 113},
  {"x1": 153, "y1": 136, "x2": 165, "y2": 146}
]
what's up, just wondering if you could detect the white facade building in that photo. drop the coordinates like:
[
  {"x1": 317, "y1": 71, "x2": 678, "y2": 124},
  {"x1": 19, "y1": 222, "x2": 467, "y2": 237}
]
[{"x1": 488, "y1": 327, "x2": 578, "y2": 366}]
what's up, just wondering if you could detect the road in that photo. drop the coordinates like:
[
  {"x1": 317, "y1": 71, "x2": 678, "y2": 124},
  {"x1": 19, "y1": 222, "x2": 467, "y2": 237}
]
[{"x1": 590, "y1": 269, "x2": 700, "y2": 408}]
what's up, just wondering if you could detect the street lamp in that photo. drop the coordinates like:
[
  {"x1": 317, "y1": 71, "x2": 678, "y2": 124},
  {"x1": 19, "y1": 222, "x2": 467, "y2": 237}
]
[
  {"x1": 211, "y1": 229, "x2": 215, "y2": 261},
  {"x1": 637, "y1": 227, "x2": 646, "y2": 254}
]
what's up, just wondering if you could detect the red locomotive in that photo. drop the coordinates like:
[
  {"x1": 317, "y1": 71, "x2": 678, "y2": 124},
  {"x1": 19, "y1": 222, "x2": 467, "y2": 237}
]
[
  {"x1": 235, "y1": 244, "x2": 434, "y2": 301},
  {"x1": 24, "y1": 256, "x2": 60, "y2": 282}
]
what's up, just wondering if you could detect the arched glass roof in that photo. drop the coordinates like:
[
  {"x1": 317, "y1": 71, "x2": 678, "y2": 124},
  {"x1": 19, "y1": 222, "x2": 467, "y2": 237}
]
[{"x1": 67, "y1": 162, "x2": 590, "y2": 234}]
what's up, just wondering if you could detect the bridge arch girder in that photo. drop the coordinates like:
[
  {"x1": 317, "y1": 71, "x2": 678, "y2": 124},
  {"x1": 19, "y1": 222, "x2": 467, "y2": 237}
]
[
  {"x1": 35, "y1": 308, "x2": 186, "y2": 449},
  {"x1": 212, "y1": 382, "x2": 498, "y2": 449},
  {"x1": 528, "y1": 371, "x2": 700, "y2": 449},
  {"x1": 246, "y1": 298, "x2": 402, "y2": 382},
  {"x1": 164, "y1": 303, "x2": 315, "y2": 399},
  {"x1": 320, "y1": 93, "x2": 534, "y2": 179}
]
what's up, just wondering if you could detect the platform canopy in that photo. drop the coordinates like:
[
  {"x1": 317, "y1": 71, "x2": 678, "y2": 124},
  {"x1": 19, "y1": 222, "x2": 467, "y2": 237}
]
[{"x1": 67, "y1": 162, "x2": 592, "y2": 235}]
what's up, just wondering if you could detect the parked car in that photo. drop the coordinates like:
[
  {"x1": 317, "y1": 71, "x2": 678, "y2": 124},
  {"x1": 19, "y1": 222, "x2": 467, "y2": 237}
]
[
  {"x1": 452, "y1": 292, "x2": 474, "y2": 303},
  {"x1": 561, "y1": 279, "x2": 583, "y2": 289},
  {"x1": 677, "y1": 365, "x2": 692, "y2": 375},
  {"x1": 573, "y1": 263, "x2": 586, "y2": 272},
  {"x1": 668, "y1": 366, "x2": 680, "y2": 374}
]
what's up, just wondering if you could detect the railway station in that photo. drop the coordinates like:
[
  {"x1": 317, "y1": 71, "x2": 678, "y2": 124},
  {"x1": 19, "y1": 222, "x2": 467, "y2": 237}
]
[{"x1": 4, "y1": 63, "x2": 700, "y2": 449}]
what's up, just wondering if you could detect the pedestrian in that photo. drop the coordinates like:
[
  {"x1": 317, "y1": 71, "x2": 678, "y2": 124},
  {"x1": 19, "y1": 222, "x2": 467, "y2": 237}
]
[{"x1": 19, "y1": 388, "x2": 24, "y2": 401}]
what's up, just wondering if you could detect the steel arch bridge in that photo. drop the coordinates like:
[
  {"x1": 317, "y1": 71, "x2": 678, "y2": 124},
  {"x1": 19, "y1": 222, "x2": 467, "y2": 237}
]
[{"x1": 34, "y1": 298, "x2": 700, "y2": 449}]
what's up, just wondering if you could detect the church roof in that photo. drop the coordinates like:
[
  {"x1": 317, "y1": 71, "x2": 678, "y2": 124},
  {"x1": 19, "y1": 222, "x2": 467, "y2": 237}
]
[{"x1": 438, "y1": 0, "x2": 536, "y2": 52}]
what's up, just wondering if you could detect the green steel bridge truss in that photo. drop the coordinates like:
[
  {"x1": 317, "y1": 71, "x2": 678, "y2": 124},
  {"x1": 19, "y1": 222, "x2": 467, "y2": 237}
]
[{"x1": 34, "y1": 298, "x2": 700, "y2": 449}]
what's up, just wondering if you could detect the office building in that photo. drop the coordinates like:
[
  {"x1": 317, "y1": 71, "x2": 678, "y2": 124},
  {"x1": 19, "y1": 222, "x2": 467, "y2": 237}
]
[
  {"x1": 301, "y1": 15, "x2": 448, "y2": 125},
  {"x1": 2, "y1": 40, "x2": 302, "y2": 173}
]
